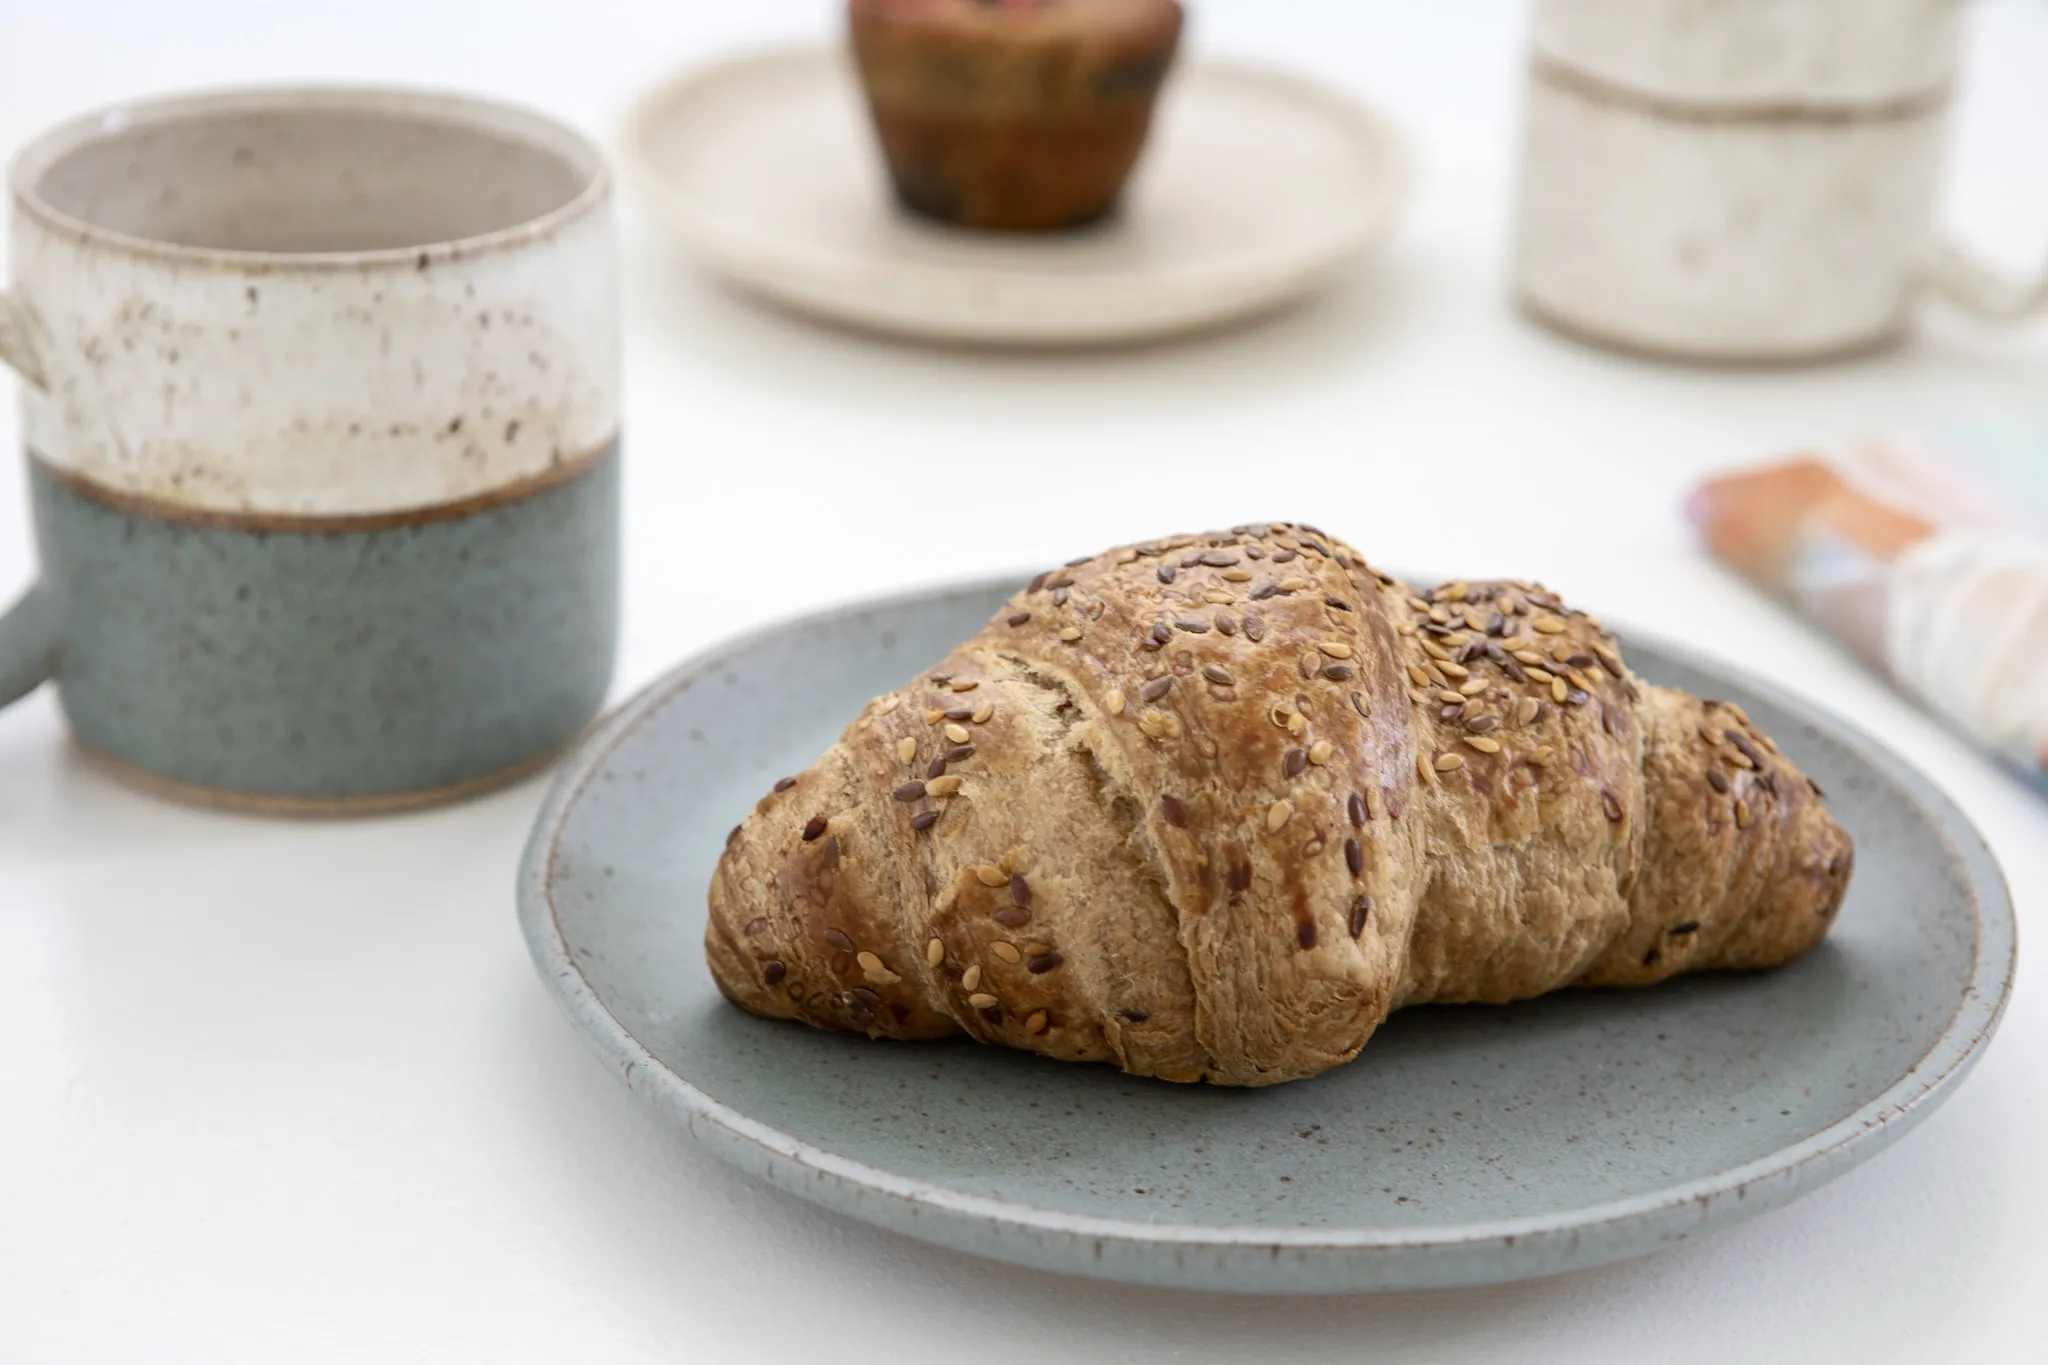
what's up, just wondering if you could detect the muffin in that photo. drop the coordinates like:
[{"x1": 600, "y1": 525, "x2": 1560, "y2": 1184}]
[{"x1": 848, "y1": 0, "x2": 1186, "y2": 232}]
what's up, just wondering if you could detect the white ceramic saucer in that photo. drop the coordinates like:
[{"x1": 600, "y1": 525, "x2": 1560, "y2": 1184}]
[{"x1": 621, "y1": 46, "x2": 1410, "y2": 345}]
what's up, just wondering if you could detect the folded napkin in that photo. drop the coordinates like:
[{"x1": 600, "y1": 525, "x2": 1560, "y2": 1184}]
[{"x1": 1689, "y1": 418, "x2": 2048, "y2": 781}]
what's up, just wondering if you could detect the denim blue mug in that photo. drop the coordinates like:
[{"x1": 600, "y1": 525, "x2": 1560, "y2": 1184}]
[{"x1": 0, "y1": 87, "x2": 619, "y2": 811}]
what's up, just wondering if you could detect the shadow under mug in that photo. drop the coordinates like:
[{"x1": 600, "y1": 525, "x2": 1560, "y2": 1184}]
[{"x1": 0, "y1": 87, "x2": 620, "y2": 812}]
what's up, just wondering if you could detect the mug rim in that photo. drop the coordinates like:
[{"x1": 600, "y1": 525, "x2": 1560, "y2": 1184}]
[{"x1": 7, "y1": 83, "x2": 610, "y2": 271}]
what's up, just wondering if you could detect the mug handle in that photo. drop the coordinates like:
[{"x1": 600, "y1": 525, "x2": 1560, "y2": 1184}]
[
  {"x1": 0, "y1": 286, "x2": 60, "y2": 709},
  {"x1": 1921, "y1": 237, "x2": 2048, "y2": 322}
]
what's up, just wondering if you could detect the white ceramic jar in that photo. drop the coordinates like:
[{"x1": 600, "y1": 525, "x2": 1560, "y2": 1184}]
[{"x1": 1513, "y1": 0, "x2": 2047, "y2": 361}]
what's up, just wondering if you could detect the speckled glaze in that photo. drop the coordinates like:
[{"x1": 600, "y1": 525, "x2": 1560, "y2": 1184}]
[
  {"x1": 518, "y1": 577, "x2": 2014, "y2": 1294},
  {"x1": 0, "y1": 87, "x2": 619, "y2": 809}
]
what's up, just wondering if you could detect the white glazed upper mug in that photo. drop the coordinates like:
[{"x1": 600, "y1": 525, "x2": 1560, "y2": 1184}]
[{"x1": 1512, "y1": 0, "x2": 2048, "y2": 361}]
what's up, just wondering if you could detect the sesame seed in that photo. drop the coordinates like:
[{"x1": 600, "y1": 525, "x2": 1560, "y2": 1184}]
[
  {"x1": 1551, "y1": 677, "x2": 1568, "y2": 703},
  {"x1": 951, "y1": 680, "x2": 978, "y2": 693},
  {"x1": 1434, "y1": 752, "x2": 1464, "y2": 772},
  {"x1": 1345, "y1": 837, "x2": 1363, "y2": 875},
  {"x1": 1223, "y1": 568, "x2": 1253, "y2": 582},
  {"x1": 968, "y1": 992, "x2": 1000, "y2": 1009},
  {"x1": 975, "y1": 864, "x2": 1008, "y2": 887},
  {"x1": 1288, "y1": 713, "x2": 1305, "y2": 735},
  {"x1": 1204, "y1": 664, "x2": 1234, "y2": 686},
  {"x1": 990, "y1": 942, "x2": 1022, "y2": 964},
  {"x1": 893, "y1": 780, "x2": 926, "y2": 802},
  {"x1": 1514, "y1": 650, "x2": 1545, "y2": 667},
  {"x1": 857, "y1": 950, "x2": 885, "y2": 973},
  {"x1": 1407, "y1": 664, "x2": 1432, "y2": 688},
  {"x1": 1515, "y1": 697, "x2": 1539, "y2": 725},
  {"x1": 1460, "y1": 678, "x2": 1488, "y2": 696},
  {"x1": 1139, "y1": 710, "x2": 1181, "y2": 740},
  {"x1": 927, "y1": 775, "x2": 964, "y2": 797},
  {"x1": 894, "y1": 737, "x2": 917, "y2": 764},
  {"x1": 764, "y1": 960, "x2": 786, "y2": 985},
  {"x1": 962, "y1": 965, "x2": 982, "y2": 991},
  {"x1": 1418, "y1": 753, "x2": 1438, "y2": 786},
  {"x1": 1141, "y1": 677, "x2": 1174, "y2": 703},
  {"x1": 1436, "y1": 689, "x2": 1465, "y2": 705},
  {"x1": 1025, "y1": 1009, "x2": 1050, "y2": 1034},
  {"x1": 1735, "y1": 799, "x2": 1752, "y2": 828},
  {"x1": 1317, "y1": 641, "x2": 1352, "y2": 659},
  {"x1": 1438, "y1": 660, "x2": 1470, "y2": 680},
  {"x1": 825, "y1": 929, "x2": 855, "y2": 952},
  {"x1": 1533, "y1": 617, "x2": 1567, "y2": 634},
  {"x1": 1115, "y1": 548, "x2": 1139, "y2": 565},
  {"x1": 1026, "y1": 951, "x2": 1063, "y2": 974},
  {"x1": 1266, "y1": 799, "x2": 1295, "y2": 832},
  {"x1": 1396, "y1": 620, "x2": 1418, "y2": 636},
  {"x1": 802, "y1": 815, "x2": 829, "y2": 841},
  {"x1": 973, "y1": 702, "x2": 994, "y2": 724},
  {"x1": 1309, "y1": 740, "x2": 1335, "y2": 766},
  {"x1": 1365, "y1": 787, "x2": 1384, "y2": 819},
  {"x1": 1528, "y1": 746, "x2": 1553, "y2": 765},
  {"x1": 1464, "y1": 735, "x2": 1501, "y2": 754},
  {"x1": 1203, "y1": 589, "x2": 1233, "y2": 606},
  {"x1": 939, "y1": 722, "x2": 966, "y2": 745},
  {"x1": 1299, "y1": 654, "x2": 1319, "y2": 679},
  {"x1": 924, "y1": 708, "x2": 945, "y2": 724},
  {"x1": 925, "y1": 938, "x2": 945, "y2": 967},
  {"x1": 911, "y1": 810, "x2": 939, "y2": 831},
  {"x1": 1058, "y1": 627, "x2": 1083, "y2": 642}
]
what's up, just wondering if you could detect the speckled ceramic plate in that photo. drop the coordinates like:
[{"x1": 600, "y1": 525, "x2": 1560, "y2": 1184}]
[
  {"x1": 620, "y1": 46, "x2": 1409, "y2": 345},
  {"x1": 518, "y1": 578, "x2": 2013, "y2": 1293}
]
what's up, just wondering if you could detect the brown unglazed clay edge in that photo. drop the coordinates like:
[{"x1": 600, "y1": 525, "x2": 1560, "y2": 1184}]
[{"x1": 72, "y1": 730, "x2": 580, "y2": 817}]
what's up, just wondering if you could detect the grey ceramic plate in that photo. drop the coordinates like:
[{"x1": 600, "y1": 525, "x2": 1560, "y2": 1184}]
[{"x1": 519, "y1": 577, "x2": 2014, "y2": 1294}]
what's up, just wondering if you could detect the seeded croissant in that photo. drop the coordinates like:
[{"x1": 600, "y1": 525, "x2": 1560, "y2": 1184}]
[{"x1": 706, "y1": 524, "x2": 1853, "y2": 1086}]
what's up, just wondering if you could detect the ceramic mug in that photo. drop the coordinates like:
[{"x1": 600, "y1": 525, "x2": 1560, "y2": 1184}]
[
  {"x1": 0, "y1": 87, "x2": 620, "y2": 811},
  {"x1": 1513, "y1": 0, "x2": 2048, "y2": 362}
]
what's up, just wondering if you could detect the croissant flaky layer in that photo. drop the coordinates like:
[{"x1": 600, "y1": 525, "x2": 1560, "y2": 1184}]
[{"x1": 706, "y1": 524, "x2": 1853, "y2": 1086}]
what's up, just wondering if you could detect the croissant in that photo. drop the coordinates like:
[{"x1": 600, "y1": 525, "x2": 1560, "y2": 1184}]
[{"x1": 706, "y1": 524, "x2": 1853, "y2": 1086}]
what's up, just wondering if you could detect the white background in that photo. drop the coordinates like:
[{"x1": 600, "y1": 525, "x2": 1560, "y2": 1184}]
[{"x1": 4, "y1": 2, "x2": 2047, "y2": 1360}]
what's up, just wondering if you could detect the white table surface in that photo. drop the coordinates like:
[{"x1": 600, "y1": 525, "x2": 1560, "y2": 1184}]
[{"x1": 4, "y1": 2, "x2": 2047, "y2": 1360}]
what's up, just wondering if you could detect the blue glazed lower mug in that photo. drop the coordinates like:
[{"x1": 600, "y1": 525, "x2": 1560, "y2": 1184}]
[{"x1": 0, "y1": 86, "x2": 621, "y2": 811}]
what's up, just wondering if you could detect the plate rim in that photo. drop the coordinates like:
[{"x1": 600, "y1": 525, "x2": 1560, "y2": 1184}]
[
  {"x1": 518, "y1": 574, "x2": 2016, "y2": 1284},
  {"x1": 615, "y1": 44, "x2": 1414, "y2": 344}
]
